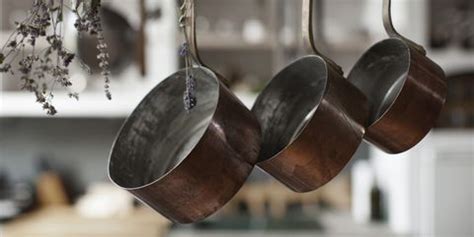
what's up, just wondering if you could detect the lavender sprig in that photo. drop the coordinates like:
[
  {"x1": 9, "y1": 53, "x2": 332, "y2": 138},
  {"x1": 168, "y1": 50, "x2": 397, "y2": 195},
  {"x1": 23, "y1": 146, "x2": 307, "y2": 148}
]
[
  {"x1": 179, "y1": 1, "x2": 198, "y2": 112},
  {"x1": 179, "y1": 42, "x2": 198, "y2": 111},
  {"x1": 179, "y1": 42, "x2": 197, "y2": 111},
  {"x1": 183, "y1": 74, "x2": 197, "y2": 111},
  {"x1": 73, "y1": 0, "x2": 111, "y2": 100},
  {"x1": 0, "y1": 0, "x2": 111, "y2": 115},
  {"x1": 179, "y1": 42, "x2": 189, "y2": 57}
]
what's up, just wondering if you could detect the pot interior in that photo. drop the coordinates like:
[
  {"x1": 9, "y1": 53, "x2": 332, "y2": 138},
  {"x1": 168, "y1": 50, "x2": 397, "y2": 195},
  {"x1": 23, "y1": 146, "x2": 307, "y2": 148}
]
[
  {"x1": 109, "y1": 68, "x2": 219, "y2": 189},
  {"x1": 348, "y1": 38, "x2": 410, "y2": 125},
  {"x1": 252, "y1": 56, "x2": 327, "y2": 162}
]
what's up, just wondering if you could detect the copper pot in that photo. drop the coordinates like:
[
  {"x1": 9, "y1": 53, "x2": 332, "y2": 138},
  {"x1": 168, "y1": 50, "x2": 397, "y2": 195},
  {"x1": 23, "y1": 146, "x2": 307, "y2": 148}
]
[
  {"x1": 347, "y1": 0, "x2": 447, "y2": 154},
  {"x1": 108, "y1": 0, "x2": 260, "y2": 224},
  {"x1": 252, "y1": 0, "x2": 369, "y2": 193}
]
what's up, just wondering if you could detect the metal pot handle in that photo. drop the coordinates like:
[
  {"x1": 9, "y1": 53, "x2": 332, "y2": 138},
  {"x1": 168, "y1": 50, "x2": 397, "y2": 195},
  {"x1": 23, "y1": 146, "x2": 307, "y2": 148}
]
[
  {"x1": 302, "y1": 0, "x2": 343, "y2": 75},
  {"x1": 383, "y1": 0, "x2": 426, "y2": 55},
  {"x1": 180, "y1": 0, "x2": 206, "y2": 67}
]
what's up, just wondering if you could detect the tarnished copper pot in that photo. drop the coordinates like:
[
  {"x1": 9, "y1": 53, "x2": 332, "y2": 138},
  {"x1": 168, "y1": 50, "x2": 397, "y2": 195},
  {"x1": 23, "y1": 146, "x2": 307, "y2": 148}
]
[
  {"x1": 252, "y1": 0, "x2": 369, "y2": 193},
  {"x1": 108, "y1": 0, "x2": 260, "y2": 224},
  {"x1": 347, "y1": 0, "x2": 447, "y2": 154}
]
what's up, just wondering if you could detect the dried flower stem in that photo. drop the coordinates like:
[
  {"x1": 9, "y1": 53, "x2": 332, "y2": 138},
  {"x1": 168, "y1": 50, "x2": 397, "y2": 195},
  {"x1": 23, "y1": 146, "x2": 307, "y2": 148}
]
[
  {"x1": 179, "y1": 0, "x2": 198, "y2": 112},
  {"x1": 73, "y1": 0, "x2": 111, "y2": 100},
  {"x1": 0, "y1": 0, "x2": 111, "y2": 115}
]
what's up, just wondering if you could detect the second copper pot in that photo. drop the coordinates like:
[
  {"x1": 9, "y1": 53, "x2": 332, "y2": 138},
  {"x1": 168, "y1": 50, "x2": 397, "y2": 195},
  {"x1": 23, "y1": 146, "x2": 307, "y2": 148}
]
[{"x1": 252, "y1": 0, "x2": 368, "y2": 193}]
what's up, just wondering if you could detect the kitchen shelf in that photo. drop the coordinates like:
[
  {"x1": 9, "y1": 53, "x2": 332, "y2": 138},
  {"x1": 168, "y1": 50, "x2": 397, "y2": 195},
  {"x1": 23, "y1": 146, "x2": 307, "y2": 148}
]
[
  {"x1": 0, "y1": 90, "x2": 258, "y2": 118},
  {"x1": 429, "y1": 48, "x2": 474, "y2": 74},
  {"x1": 0, "y1": 91, "x2": 143, "y2": 118},
  {"x1": 198, "y1": 37, "x2": 275, "y2": 51}
]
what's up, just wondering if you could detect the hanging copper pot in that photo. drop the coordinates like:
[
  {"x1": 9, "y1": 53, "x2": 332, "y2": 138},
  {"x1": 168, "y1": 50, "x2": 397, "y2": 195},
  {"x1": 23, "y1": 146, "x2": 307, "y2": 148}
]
[
  {"x1": 108, "y1": 0, "x2": 260, "y2": 224},
  {"x1": 347, "y1": 0, "x2": 447, "y2": 154},
  {"x1": 252, "y1": 0, "x2": 369, "y2": 193}
]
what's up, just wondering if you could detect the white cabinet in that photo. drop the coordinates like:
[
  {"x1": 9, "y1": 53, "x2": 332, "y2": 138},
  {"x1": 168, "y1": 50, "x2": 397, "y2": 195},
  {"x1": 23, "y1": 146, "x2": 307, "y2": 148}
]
[{"x1": 371, "y1": 130, "x2": 474, "y2": 236}]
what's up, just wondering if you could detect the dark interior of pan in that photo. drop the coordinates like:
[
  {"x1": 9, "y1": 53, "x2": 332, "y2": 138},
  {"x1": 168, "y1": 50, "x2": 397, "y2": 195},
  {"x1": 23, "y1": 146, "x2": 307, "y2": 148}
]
[{"x1": 348, "y1": 38, "x2": 411, "y2": 125}]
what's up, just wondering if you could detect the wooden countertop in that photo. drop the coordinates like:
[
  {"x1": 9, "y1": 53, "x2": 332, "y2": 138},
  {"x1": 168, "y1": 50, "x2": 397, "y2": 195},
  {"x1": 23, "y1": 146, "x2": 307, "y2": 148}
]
[{"x1": 3, "y1": 207, "x2": 171, "y2": 237}]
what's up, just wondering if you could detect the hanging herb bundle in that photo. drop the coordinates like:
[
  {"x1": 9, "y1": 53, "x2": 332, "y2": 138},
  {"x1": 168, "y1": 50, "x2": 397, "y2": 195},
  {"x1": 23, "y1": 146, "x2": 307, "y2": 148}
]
[
  {"x1": 178, "y1": 0, "x2": 197, "y2": 112},
  {"x1": 0, "y1": 0, "x2": 110, "y2": 115}
]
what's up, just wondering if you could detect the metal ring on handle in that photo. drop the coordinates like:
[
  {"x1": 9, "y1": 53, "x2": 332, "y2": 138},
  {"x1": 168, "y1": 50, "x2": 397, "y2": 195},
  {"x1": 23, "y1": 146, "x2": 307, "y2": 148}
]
[
  {"x1": 383, "y1": 0, "x2": 426, "y2": 55},
  {"x1": 302, "y1": 0, "x2": 343, "y2": 75}
]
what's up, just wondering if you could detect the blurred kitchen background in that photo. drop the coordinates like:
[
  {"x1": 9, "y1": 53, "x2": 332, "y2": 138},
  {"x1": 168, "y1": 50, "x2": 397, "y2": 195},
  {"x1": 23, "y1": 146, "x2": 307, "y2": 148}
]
[{"x1": 0, "y1": 0, "x2": 473, "y2": 236}]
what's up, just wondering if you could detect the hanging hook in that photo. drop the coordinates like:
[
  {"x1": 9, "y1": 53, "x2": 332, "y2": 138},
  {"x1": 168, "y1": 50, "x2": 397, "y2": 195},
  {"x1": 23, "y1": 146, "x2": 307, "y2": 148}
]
[
  {"x1": 302, "y1": 0, "x2": 343, "y2": 75},
  {"x1": 383, "y1": 0, "x2": 426, "y2": 55}
]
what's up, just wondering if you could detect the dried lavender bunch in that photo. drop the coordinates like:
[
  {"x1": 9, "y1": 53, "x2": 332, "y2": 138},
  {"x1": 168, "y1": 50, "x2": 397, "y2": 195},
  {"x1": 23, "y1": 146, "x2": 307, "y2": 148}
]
[
  {"x1": 179, "y1": 1, "x2": 197, "y2": 112},
  {"x1": 183, "y1": 74, "x2": 197, "y2": 110},
  {"x1": 73, "y1": 0, "x2": 111, "y2": 99},
  {"x1": 179, "y1": 42, "x2": 197, "y2": 111},
  {"x1": 0, "y1": 0, "x2": 111, "y2": 115}
]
